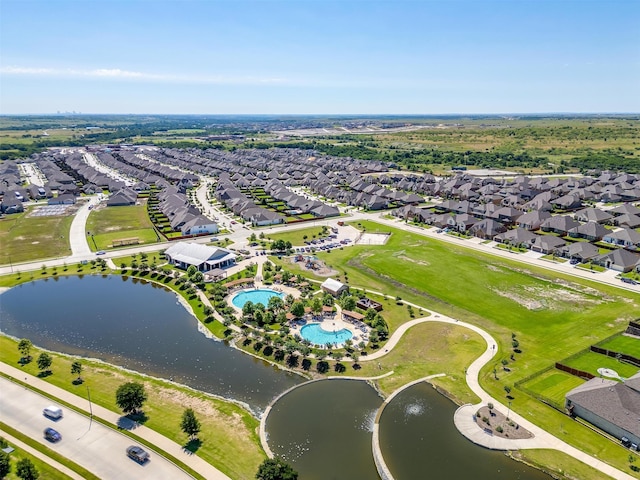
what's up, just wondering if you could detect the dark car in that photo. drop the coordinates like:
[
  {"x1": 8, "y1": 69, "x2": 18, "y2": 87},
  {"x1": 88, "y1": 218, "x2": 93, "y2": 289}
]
[
  {"x1": 621, "y1": 277, "x2": 638, "y2": 285},
  {"x1": 126, "y1": 445, "x2": 149, "y2": 463},
  {"x1": 44, "y1": 427, "x2": 61, "y2": 442}
]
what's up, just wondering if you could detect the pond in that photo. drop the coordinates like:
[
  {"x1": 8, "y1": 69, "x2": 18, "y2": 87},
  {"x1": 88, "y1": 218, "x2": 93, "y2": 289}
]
[
  {"x1": 378, "y1": 382, "x2": 551, "y2": 480},
  {"x1": 0, "y1": 275, "x2": 302, "y2": 414}
]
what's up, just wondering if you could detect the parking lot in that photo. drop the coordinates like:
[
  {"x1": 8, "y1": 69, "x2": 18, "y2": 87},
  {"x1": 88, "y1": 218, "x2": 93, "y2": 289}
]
[{"x1": 0, "y1": 377, "x2": 192, "y2": 480}]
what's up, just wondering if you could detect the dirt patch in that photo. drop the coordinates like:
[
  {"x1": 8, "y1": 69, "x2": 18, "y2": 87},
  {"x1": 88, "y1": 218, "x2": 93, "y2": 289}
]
[
  {"x1": 491, "y1": 284, "x2": 604, "y2": 311},
  {"x1": 475, "y1": 406, "x2": 533, "y2": 440}
]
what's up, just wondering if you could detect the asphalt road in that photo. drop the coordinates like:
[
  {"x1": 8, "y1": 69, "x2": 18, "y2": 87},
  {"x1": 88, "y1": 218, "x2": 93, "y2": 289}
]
[{"x1": 0, "y1": 377, "x2": 192, "y2": 480}]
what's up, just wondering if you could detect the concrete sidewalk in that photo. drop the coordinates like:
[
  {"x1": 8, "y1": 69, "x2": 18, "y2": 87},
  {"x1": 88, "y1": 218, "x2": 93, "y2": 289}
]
[{"x1": 0, "y1": 362, "x2": 230, "y2": 480}]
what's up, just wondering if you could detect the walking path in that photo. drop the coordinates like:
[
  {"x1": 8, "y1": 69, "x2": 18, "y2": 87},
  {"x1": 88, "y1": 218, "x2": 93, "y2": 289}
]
[
  {"x1": 0, "y1": 429, "x2": 84, "y2": 480},
  {"x1": 0, "y1": 362, "x2": 231, "y2": 480}
]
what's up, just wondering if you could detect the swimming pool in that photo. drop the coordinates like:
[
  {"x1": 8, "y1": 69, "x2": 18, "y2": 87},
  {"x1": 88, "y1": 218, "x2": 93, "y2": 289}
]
[
  {"x1": 232, "y1": 289, "x2": 284, "y2": 308},
  {"x1": 300, "y1": 323, "x2": 353, "y2": 347}
]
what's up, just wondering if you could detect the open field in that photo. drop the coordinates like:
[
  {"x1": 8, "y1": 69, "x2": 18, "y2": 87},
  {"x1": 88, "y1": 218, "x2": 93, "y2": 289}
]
[
  {"x1": 86, "y1": 203, "x2": 158, "y2": 251},
  {"x1": 597, "y1": 335, "x2": 640, "y2": 358},
  {"x1": 279, "y1": 220, "x2": 640, "y2": 477},
  {"x1": 519, "y1": 369, "x2": 585, "y2": 408},
  {"x1": 356, "y1": 322, "x2": 485, "y2": 404},
  {"x1": 0, "y1": 335, "x2": 265, "y2": 480},
  {"x1": 562, "y1": 351, "x2": 639, "y2": 379},
  {"x1": 0, "y1": 208, "x2": 73, "y2": 265}
]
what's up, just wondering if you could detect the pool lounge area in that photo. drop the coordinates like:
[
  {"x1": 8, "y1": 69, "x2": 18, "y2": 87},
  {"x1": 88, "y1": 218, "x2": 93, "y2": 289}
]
[{"x1": 300, "y1": 323, "x2": 353, "y2": 346}]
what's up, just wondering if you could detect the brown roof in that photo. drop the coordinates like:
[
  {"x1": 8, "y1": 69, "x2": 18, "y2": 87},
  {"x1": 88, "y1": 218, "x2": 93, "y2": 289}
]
[
  {"x1": 342, "y1": 310, "x2": 365, "y2": 320},
  {"x1": 223, "y1": 278, "x2": 254, "y2": 288}
]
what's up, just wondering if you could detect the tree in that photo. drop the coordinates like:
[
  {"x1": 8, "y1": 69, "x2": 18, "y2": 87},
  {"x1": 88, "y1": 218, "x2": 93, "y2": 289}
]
[
  {"x1": 311, "y1": 297, "x2": 323, "y2": 318},
  {"x1": 0, "y1": 450, "x2": 10, "y2": 478},
  {"x1": 37, "y1": 353, "x2": 52, "y2": 373},
  {"x1": 290, "y1": 301, "x2": 305, "y2": 318},
  {"x1": 181, "y1": 408, "x2": 201, "y2": 440},
  {"x1": 187, "y1": 265, "x2": 197, "y2": 277},
  {"x1": 115, "y1": 382, "x2": 147, "y2": 414},
  {"x1": 268, "y1": 296, "x2": 284, "y2": 312},
  {"x1": 16, "y1": 458, "x2": 39, "y2": 480},
  {"x1": 256, "y1": 458, "x2": 298, "y2": 480},
  {"x1": 341, "y1": 295, "x2": 356, "y2": 311},
  {"x1": 71, "y1": 361, "x2": 83, "y2": 382},
  {"x1": 18, "y1": 339, "x2": 32, "y2": 362}
]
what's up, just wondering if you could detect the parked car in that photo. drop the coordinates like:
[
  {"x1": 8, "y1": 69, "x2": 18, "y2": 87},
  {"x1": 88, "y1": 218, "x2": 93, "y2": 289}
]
[
  {"x1": 44, "y1": 427, "x2": 61, "y2": 442},
  {"x1": 569, "y1": 258, "x2": 579, "y2": 265},
  {"x1": 126, "y1": 445, "x2": 150, "y2": 463},
  {"x1": 96, "y1": 250, "x2": 106, "y2": 255},
  {"x1": 43, "y1": 405, "x2": 63, "y2": 419},
  {"x1": 621, "y1": 277, "x2": 638, "y2": 285}
]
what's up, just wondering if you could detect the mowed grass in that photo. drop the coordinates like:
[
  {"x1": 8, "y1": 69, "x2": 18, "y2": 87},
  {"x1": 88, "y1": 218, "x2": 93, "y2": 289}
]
[
  {"x1": 263, "y1": 226, "x2": 328, "y2": 246},
  {"x1": 562, "y1": 351, "x2": 640, "y2": 379},
  {"x1": 520, "y1": 369, "x2": 585, "y2": 407},
  {"x1": 514, "y1": 449, "x2": 619, "y2": 480},
  {"x1": 298, "y1": 220, "x2": 640, "y2": 476},
  {"x1": 0, "y1": 209, "x2": 73, "y2": 265},
  {"x1": 86, "y1": 203, "x2": 158, "y2": 251},
  {"x1": 598, "y1": 335, "x2": 640, "y2": 358},
  {"x1": 0, "y1": 336, "x2": 265, "y2": 480},
  {"x1": 356, "y1": 322, "x2": 485, "y2": 404}
]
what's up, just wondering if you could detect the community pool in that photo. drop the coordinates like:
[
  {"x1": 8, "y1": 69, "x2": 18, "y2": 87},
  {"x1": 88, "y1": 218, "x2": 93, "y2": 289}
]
[
  {"x1": 232, "y1": 289, "x2": 284, "y2": 308},
  {"x1": 301, "y1": 323, "x2": 353, "y2": 346}
]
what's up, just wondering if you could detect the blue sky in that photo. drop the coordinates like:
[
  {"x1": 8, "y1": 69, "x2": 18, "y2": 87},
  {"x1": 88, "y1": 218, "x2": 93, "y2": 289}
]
[{"x1": 1, "y1": 0, "x2": 638, "y2": 114}]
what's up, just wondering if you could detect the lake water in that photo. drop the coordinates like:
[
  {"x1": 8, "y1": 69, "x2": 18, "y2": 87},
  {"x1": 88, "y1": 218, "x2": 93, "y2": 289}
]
[
  {"x1": 378, "y1": 382, "x2": 551, "y2": 480},
  {"x1": 1, "y1": 275, "x2": 552, "y2": 479},
  {"x1": 0, "y1": 275, "x2": 302, "y2": 414}
]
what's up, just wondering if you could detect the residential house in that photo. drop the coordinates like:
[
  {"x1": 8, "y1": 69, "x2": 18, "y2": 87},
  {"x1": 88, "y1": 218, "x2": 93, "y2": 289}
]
[
  {"x1": 603, "y1": 228, "x2": 640, "y2": 249},
  {"x1": 106, "y1": 187, "x2": 137, "y2": 206},
  {"x1": 573, "y1": 207, "x2": 613, "y2": 224},
  {"x1": 559, "y1": 242, "x2": 599, "y2": 263},
  {"x1": 565, "y1": 373, "x2": 640, "y2": 445},
  {"x1": 594, "y1": 249, "x2": 640, "y2": 272},
  {"x1": 516, "y1": 210, "x2": 552, "y2": 231},
  {"x1": 180, "y1": 216, "x2": 218, "y2": 236},
  {"x1": 567, "y1": 221, "x2": 609, "y2": 242},
  {"x1": 540, "y1": 216, "x2": 581, "y2": 236},
  {"x1": 48, "y1": 194, "x2": 76, "y2": 205},
  {"x1": 530, "y1": 235, "x2": 566, "y2": 254},
  {"x1": 468, "y1": 219, "x2": 507, "y2": 240},
  {"x1": 493, "y1": 228, "x2": 538, "y2": 247}
]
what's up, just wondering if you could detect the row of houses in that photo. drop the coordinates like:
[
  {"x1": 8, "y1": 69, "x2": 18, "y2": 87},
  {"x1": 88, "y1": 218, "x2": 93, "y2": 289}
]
[{"x1": 156, "y1": 186, "x2": 218, "y2": 236}]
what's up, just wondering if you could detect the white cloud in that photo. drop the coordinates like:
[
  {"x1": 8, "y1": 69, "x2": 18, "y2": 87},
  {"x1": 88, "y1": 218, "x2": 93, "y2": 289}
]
[{"x1": 0, "y1": 65, "x2": 290, "y2": 85}]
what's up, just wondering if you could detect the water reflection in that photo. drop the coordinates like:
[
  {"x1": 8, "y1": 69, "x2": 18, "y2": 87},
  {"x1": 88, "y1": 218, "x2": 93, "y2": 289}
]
[{"x1": 0, "y1": 275, "x2": 302, "y2": 414}]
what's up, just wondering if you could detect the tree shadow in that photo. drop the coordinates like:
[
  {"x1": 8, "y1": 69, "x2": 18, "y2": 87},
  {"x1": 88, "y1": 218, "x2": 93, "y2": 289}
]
[
  {"x1": 183, "y1": 438, "x2": 202, "y2": 454},
  {"x1": 37, "y1": 370, "x2": 52, "y2": 378},
  {"x1": 117, "y1": 412, "x2": 148, "y2": 430},
  {"x1": 72, "y1": 378, "x2": 84, "y2": 385}
]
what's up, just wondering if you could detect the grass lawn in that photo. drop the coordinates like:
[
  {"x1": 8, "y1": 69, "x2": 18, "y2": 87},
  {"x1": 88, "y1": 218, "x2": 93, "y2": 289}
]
[
  {"x1": 597, "y1": 335, "x2": 640, "y2": 358},
  {"x1": 514, "y1": 449, "x2": 620, "y2": 480},
  {"x1": 281, "y1": 219, "x2": 640, "y2": 477},
  {"x1": 263, "y1": 226, "x2": 329, "y2": 246},
  {"x1": 356, "y1": 322, "x2": 485, "y2": 404},
  {"x1": 519, "y1": 369, "x2": 585, "y2": 408},
  {"x1": 0, "y1": 336, "x2": 265, "y2": 480},
  {"x1": 86, "y1": 203, "x2": 158, "y2": 251},
  {"x1": 562, "y1": 351, "x2": 640, "y2": 379},
  {"x1": 0, "y1": 209, "x2": 73, "y2": 265}
]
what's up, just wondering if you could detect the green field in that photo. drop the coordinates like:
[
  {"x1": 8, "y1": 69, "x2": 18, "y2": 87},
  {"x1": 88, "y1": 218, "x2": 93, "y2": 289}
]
[
  {"x1": 0, "y1": 208, "x2": 73, "y2": 265},
  {"x1": 562, "y1": 351, "x2": 640, "y2": 379},
  {"x1": 86, "y1": 203, "x2": 158, "y2": 250},
  {"x1": 597, "y1": 335, "x2": 640, "y2": 358},
  {"x1": 520, "y1": 369, "x2": 585, "y2": 408}
]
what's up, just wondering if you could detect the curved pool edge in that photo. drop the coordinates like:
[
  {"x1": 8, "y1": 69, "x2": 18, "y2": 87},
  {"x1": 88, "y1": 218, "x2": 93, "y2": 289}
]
[
  {"x1": 371, "y1": 374, "x2": 446, "y2": 480},
  {"x1": 230, "y1": 288, "x2": 284, "y2": 309}
]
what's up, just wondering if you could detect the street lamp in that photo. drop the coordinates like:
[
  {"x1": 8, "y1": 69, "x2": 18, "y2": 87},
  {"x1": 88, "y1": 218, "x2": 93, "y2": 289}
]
[{"x1": 507, "y1": 400, "x2": 512, "y2": 421}]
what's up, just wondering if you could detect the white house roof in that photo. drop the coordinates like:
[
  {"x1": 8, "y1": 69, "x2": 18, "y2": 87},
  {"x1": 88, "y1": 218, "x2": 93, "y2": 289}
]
[
  {"x1": 321, "y1": 278, "x2": 346, "y2": 292},
  {"x1": 164, "y1": 242, "x2": 235, "y2": 266}
]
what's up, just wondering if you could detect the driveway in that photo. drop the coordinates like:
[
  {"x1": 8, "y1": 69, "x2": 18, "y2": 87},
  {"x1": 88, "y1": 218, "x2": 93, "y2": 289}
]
[{"x1": 0, "y1": 377, "x2": 192, "y2": 480}]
